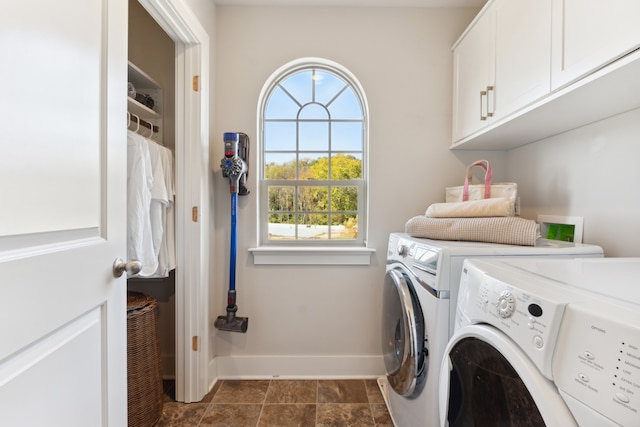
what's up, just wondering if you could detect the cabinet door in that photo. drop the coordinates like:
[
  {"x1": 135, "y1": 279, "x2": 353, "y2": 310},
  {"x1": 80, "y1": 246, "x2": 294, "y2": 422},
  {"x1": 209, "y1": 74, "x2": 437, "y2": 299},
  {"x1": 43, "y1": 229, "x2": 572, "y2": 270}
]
[
  {"x1": 452, "y1": 7, "x2": 496, "y2": 143},
  {"x1": 552, "y1": 0, "x2": 640, "y2": 90},
  {"x1": 494, "y1": 0, "x2": 551, "y2": 118}
]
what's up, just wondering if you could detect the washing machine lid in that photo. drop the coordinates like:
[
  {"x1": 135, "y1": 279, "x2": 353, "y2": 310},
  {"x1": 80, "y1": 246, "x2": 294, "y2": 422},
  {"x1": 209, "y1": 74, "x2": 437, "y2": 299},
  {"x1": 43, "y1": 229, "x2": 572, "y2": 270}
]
[
  {"x1": 382, "y1": 268, "x2": 425, "y2": 397},
  {"x1": 498, "y1": 257, "x2": 640, "y2": 305},
  {"x1": 439, "y1": 325, "x2": 578, "y2": 427}
]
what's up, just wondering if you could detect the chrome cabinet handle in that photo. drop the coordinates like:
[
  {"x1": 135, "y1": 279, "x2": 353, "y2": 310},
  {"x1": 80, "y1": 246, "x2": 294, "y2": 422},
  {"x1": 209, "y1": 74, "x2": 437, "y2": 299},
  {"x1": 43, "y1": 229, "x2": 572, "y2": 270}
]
[{"x1": 112, "y1": 258, "x2": 142, "y2": 278}]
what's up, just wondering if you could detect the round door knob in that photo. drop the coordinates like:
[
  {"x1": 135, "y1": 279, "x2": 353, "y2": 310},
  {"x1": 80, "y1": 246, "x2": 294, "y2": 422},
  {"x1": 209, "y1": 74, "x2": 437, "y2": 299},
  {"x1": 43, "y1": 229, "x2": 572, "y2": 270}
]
[{"x1": 112, "y1": 258, "x2": 142, "y2": 278}]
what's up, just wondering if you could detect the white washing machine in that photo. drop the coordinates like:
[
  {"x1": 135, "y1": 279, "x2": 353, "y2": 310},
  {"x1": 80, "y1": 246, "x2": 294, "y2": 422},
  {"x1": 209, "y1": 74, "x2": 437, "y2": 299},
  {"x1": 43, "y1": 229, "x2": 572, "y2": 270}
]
[
  {"x1": 380, "y1": 233, "x2": 604, "y2": 427},
  {"x1": 439, "y1": 257, "x2": 640, "y2": 427}
]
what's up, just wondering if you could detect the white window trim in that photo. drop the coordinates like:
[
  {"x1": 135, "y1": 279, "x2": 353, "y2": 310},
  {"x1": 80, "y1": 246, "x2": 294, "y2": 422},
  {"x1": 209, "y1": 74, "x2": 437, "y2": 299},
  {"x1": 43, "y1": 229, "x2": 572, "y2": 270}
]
[{"x1": 251, "y1": 57, "x2": 373, "y2": 265}]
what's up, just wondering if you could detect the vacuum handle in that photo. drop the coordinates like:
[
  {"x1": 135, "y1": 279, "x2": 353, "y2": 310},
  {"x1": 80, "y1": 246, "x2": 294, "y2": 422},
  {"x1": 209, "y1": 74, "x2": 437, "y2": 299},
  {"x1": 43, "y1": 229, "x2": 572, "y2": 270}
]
[{"x1": 229, "y1": 192, "x2": 238, "y2": 291}]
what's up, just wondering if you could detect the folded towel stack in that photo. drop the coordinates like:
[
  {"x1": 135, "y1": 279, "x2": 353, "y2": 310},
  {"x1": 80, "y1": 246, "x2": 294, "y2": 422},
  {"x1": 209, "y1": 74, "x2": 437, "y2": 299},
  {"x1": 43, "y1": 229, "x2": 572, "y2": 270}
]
[{"x1": 405, "y1": 197, "x2": 539, "y2": 246}]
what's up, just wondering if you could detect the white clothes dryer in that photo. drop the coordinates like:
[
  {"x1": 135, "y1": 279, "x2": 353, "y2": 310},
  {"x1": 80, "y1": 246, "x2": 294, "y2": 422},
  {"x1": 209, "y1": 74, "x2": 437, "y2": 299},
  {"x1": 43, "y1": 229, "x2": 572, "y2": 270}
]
[
  {"x1": 439, "y1": 258, "x2": 640, "y2": 427},
  {"x1": 380, "y1": 233, "x2": 603, "y2": 427}
]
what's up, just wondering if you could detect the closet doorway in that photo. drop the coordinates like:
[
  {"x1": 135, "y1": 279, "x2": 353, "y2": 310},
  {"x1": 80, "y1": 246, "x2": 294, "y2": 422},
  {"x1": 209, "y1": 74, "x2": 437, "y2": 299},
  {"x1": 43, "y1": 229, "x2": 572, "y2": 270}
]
[{"x1": 127, "y1": 0, "x2": 211, "y2": 403}]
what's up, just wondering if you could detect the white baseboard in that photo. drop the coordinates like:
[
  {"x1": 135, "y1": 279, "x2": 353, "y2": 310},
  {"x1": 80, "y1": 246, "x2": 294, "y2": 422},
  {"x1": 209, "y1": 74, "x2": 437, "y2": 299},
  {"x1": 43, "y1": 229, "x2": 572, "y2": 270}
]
[{"x1": 208, "y1": 355, "x2": 385, "y2": 380}]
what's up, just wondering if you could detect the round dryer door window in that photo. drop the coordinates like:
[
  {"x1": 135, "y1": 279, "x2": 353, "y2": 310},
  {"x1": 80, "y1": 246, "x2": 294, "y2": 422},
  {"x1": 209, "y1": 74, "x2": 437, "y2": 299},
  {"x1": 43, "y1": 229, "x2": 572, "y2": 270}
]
[
  {"x1": 382, "y1": 268, "x2": 425, "y2": 397},
  {"x1": 439, "y1": 325, "x2": 578, "y2": 427}
]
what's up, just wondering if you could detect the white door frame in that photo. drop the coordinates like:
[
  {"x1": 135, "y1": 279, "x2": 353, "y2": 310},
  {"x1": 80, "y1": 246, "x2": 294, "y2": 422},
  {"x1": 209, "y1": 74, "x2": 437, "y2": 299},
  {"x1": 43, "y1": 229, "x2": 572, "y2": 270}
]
[{"x1": 137, "y1": 0, "x2": 210, "y2": 403}]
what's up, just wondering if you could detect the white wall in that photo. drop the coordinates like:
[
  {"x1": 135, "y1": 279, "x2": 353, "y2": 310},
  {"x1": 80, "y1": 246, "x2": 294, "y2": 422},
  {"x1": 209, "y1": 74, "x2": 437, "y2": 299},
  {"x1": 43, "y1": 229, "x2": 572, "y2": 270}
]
[
  {"x1": 507, "y1": 107, "x2": 640, "y2": 257},
  {"x1": 210, "y1": 6, "x2": 502, "y2": 377}
]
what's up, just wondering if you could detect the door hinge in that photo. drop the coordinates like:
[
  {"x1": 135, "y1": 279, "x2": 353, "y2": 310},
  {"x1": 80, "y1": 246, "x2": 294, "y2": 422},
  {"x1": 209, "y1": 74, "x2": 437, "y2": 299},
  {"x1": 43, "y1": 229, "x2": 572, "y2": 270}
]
[
  {"x1": 193, "y1": 75, "x2": 199, "y2": 92},
  {"x1": 192, "y1": 206, "x2": 198, "y2": 222},
  {"x1": 192, "y1": 336, "x2": 199, "y2": 351}
]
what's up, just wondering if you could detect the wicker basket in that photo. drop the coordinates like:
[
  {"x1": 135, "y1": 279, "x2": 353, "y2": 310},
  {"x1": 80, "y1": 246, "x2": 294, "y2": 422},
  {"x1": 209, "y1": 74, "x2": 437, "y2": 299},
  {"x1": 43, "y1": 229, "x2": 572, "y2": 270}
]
[{"x1": 127, "y1": 292, "x2": 163, "y2": 427}]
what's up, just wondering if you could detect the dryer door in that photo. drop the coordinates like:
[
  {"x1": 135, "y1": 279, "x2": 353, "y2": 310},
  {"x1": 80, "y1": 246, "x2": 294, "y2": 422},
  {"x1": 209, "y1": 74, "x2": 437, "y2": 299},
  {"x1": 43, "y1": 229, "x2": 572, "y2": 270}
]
[
  {"x1": 438, "y1": 325, "x2": 578, "y2": 427},
  {"x1": 382, "y1": 268, "x2": 425, "y2": 397}
]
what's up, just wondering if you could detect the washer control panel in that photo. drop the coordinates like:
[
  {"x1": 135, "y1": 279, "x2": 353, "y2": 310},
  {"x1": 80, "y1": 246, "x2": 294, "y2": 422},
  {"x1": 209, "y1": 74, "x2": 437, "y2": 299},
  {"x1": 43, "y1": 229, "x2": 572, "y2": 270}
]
[
  {"x1": 553, "y1": 304, "x2": 640, "y2": 427},
  {"x1": 388, "y1": 234, "x2": 441, "y2": 278},
  {"x1": 497, "y1": 290, "x2": 517, "y2": 318},
  {"x1": 457, "y1": 261, "x2": 569, "y2": 379}
]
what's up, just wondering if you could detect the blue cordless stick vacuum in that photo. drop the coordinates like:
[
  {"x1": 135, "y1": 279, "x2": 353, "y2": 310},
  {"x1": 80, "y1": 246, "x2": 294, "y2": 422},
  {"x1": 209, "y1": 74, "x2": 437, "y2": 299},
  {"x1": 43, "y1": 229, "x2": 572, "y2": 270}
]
[{"x1": 214, "y1": 132, "x2": 250, "y2": 333}]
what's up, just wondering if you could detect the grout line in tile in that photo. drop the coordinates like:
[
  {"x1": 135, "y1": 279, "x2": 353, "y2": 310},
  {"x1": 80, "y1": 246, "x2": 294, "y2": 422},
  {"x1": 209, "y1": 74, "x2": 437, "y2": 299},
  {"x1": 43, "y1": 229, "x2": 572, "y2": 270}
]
[
  {"x1": 163, "y1": 379, "x2": 391, "y2": 427},
  {"x1": 255, "y1": 379, "x2": 270, "y2": 427}
]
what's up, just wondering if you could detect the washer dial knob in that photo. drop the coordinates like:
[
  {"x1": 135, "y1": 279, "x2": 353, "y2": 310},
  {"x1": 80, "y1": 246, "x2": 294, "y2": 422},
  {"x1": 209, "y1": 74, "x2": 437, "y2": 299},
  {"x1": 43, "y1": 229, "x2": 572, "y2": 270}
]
[{"x1": 497, "y1": 290, "x2": 516, "y2": 318}]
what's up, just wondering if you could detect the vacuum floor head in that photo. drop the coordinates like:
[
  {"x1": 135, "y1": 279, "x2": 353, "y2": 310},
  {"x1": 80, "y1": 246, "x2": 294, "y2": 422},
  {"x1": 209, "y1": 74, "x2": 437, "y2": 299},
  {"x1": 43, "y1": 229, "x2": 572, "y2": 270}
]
[{"x1": 214, "y1": 314, "x2": 248, "y2": 333}]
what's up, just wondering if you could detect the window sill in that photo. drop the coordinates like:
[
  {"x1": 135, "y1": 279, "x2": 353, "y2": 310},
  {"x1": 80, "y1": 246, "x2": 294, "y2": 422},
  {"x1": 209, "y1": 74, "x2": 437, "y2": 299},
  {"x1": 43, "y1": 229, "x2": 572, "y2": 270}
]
[{"x1": 248, "y1": 246, "x2": 376, "y2": 265}]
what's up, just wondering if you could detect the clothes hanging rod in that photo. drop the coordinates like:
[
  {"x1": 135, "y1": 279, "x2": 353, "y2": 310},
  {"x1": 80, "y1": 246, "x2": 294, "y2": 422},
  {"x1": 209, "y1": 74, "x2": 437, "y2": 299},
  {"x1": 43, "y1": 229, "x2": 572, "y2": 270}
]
[{"x1": 127, "y1": 112, "x2": 159, "y2": 133}]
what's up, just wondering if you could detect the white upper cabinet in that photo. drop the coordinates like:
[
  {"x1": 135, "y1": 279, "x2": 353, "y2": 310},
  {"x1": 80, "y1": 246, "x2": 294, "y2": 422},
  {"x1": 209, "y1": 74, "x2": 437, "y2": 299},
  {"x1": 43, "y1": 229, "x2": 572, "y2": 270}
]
[
  {"x1": 452, "y1": 4, "x2": 496, "y2": 142},
  {"x1": 451, "y1": 0, "x2": 640, "y2": 150},
  {"x1": 452, "y1": 0, "x2": 552, "y2": 146},
  {"x1": 552, "y1": 0, "x2": 640, "y2": 90},
  {"x1": 494, "y1": 0, "x2": 551, "y2": 118}
]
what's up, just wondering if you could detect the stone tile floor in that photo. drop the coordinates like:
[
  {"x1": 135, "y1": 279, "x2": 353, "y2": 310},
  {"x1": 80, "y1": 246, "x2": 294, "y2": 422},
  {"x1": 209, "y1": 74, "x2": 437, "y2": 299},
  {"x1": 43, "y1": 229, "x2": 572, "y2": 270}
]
[{"x1": 156, "y1": 378, "x2": 394, "y2": 427}]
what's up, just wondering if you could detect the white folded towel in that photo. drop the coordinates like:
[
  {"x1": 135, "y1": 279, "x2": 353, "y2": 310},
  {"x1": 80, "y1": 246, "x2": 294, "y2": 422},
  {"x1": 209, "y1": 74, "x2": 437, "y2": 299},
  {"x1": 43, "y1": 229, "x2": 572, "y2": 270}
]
[{"x1": 425, "y1": 197, "x2": 514, "y2": 218}]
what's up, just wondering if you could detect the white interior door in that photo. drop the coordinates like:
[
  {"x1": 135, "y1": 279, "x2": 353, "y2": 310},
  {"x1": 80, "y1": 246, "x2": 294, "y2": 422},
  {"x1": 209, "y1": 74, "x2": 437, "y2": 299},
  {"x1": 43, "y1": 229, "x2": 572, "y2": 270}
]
[{"x1": 0, "y1": 0, "x2": 128, "y2": 425}]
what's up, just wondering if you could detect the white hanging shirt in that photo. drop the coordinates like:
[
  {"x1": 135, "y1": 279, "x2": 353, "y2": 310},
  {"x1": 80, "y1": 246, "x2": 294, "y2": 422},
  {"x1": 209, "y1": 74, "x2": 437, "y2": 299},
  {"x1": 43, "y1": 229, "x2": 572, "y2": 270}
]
[
  {"x1": 158, "y1": 145, "x2": 176, "y2": 274},
  {"x1": 146, "y1": 139, "x2": 176, "y2": 277},
  {"x1": 127, "y1": 131, "x2": 158, "y2": 276},
  {"x1": 147, "y1": 140, "x2": 169, "y2": 256}
]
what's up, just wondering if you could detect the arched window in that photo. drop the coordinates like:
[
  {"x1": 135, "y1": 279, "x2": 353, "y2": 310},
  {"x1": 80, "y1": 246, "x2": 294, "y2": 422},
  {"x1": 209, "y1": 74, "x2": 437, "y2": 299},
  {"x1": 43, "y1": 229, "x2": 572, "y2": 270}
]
[{"x1": 257, "y1": 58, "x2": 368, "y2": 248}]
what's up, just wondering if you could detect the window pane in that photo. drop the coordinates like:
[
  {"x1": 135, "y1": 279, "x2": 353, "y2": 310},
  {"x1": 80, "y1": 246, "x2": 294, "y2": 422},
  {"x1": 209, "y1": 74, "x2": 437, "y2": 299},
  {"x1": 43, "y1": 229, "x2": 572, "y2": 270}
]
[
  {"x1": 331, "y1": 122, "x2": 363, "y2": 151},
  {"x1": 298, "y1": 214, "x2": 329, "y2": 240},
  {"x1": 331, "y1": 217, "x2": 358, "y2": 239},
  {"x1": 331, "y1": 186, "x2": 359, "y2": 215},
  {"x1": 314, "y1": 71, "x2": 347, "y2": 105},
  {"x1": 331, "y1": 154, "x2": 362, "y2": 180},
  {"x1": 281, "y1": 71, "x2": 312, "y2": 105},
  {"x1": 268, "y1": 216, "x2": 296, "y2": 240},
  {"x1": 267, "y1": 186, "x2": 294, "y2": 211},
  {"x1": 299, "y1": 103, "x2": 328, "y2": 120},
  {"x1": 298, "y1": 153, "x2": 326, "y2": 180},
  {"x1": 265, "y1": 86, "x2": 299, "y2": 119},
  {"x1": 264, "y1": 121, "x2": 296, "y2": 151},
  {"x1": 264, "y1": 153, "x2": 296, "y2": 180},
  {"x1": 297, "y1": 186, "x2": 328, "y2": 212},
  {"x1": 299, "y1": 121, "x2": 328, "y2": 151},
  {"x1": 328, "y1": 87, "x2": 362, "y2": 119}
]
